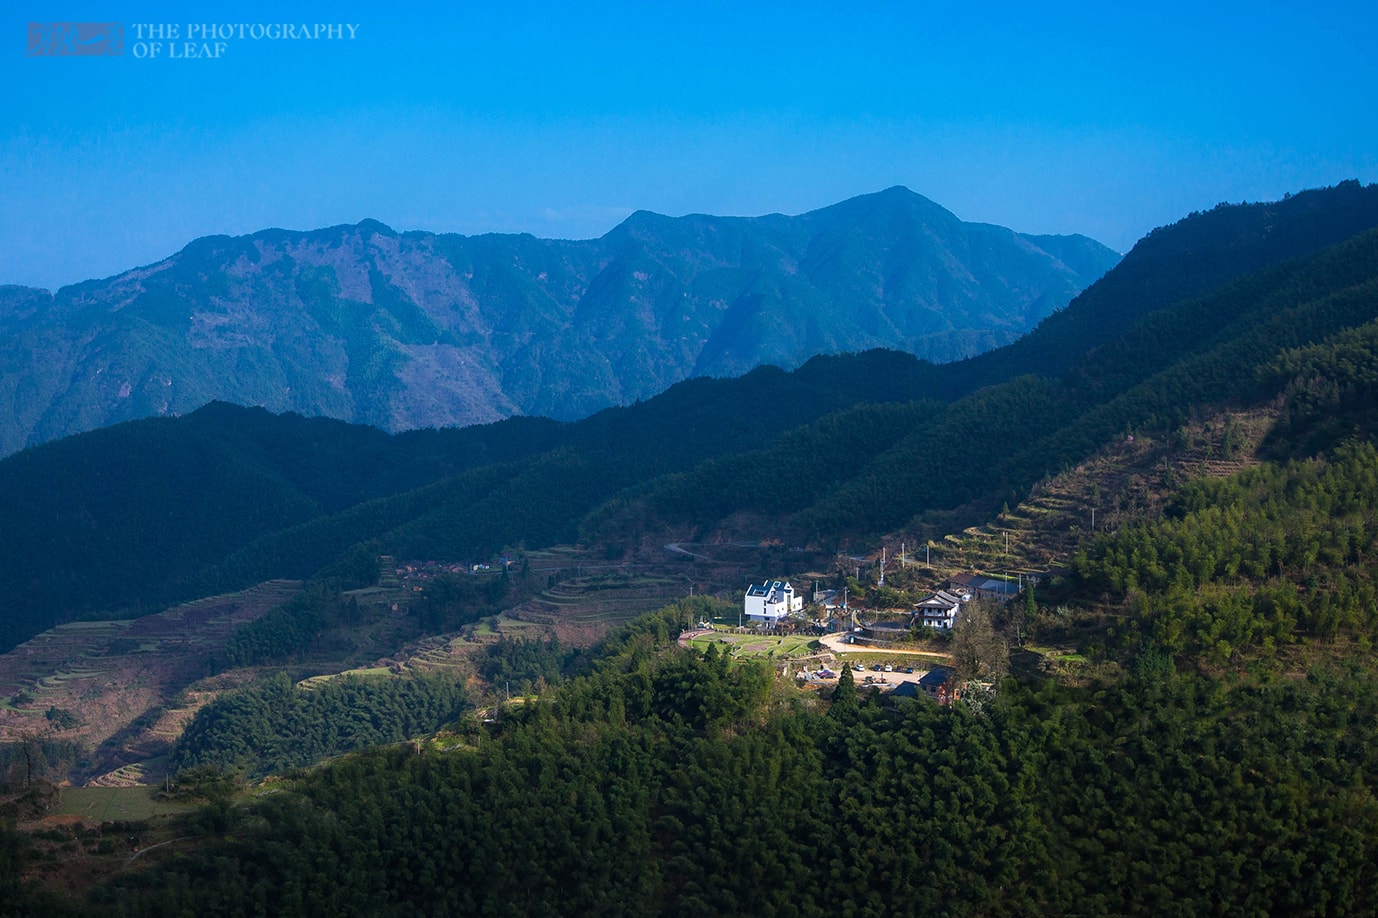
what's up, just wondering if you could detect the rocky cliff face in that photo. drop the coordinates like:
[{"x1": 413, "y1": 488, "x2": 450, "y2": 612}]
[{"x1": 0, "y1": 186, "x2": 1118, "y2": 455}]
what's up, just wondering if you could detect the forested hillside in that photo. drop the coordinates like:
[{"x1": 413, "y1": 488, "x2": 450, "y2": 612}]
[
  {"x1": 8, "y1": 183, "x2": 1378, "y2": 914},
  {"x1": 0, "y1": 353, "x2": 927, "y2": 652},
  {"x1": 941, "y1": 178, "x2": 1378, "y2": 395},
  {"x1": 169, "y1": 671, "x2": 468, "y2": 779},
  {"x1": 590, "y1": 215, "x2": 1378, "y2": 543},
  {"x1": 2, "y1": 184, "x2": 1376, "y2": 656},
  {"x1": 41, "y1": 599, "x2": 1378, "y2": 916}
]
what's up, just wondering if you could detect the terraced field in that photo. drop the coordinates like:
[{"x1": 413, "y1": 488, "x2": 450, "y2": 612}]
[
  {"x1": 924, "y1": 407, "x2": 1278, "y2": 582},
  {"x1": 0, "y1": 580, "x2": 304, "y2": 783},
  {"x1": 508, "y1": 570, "x2": 692, "y2": 643}
]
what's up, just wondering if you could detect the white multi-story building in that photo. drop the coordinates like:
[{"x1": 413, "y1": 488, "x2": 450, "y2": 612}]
[
  {"x1": 916, "y1": 589, "x2": 964, "y2": 630},
  {"x1": 744, "y1": 580, "x2": 802, "y2": 624}
]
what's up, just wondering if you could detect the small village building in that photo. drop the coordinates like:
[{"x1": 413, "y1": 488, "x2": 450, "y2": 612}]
[
  {"x1": 744, "y1": 580, "x2": 802, "y2": 625},
  {"x1": 918, "y1": 668, "x2": 959, "y2": 705},
  {"x1": 888, "y1": 681, "x2": 921, "y2": 701},
  {"x1": 946, "y1": 573, "x2": 979, "y2": 597},
  {"x1": 860, "y1": 620, "x2": 909, "y2": 642},
  {"x1": 974, "y1": 578, "x2": 1019, "y2": 602},
  {"x1": 915, "y1": 589, "x2": 964, "y2": 630},
  {"x1": 947, "y1": 573, "x2": 1019, "y2": 603}
]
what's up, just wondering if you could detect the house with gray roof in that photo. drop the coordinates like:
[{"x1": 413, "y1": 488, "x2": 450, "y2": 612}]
[
  {"x1": 915, "y1": 589, "x2": 964, "y2": 630},
  {"x1": 744, "y1": 580, "x2": 802, "y2": 625}
]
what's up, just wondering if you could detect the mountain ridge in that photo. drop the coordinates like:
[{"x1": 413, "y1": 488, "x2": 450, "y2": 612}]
[
  {"x1": 940, "y1": 179, "x2": 1378, "y2": 397},
  {"x1": 0, "y1": 187, "x2": 1117, "y2": 456}
]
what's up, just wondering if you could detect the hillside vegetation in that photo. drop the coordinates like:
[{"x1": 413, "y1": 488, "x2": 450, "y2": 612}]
[
  {"x1": 0, "y1": 183, "x2": 1375, "y2": 657},
  {"x1": 50, "y1": 601, "x2": 1378, "y2": 915},
  {"x1": 6, "y1": 182, "x2": 1378, "y2": 914}
]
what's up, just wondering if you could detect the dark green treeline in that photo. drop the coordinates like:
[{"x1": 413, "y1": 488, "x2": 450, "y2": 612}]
[{"x1": 71, "y1": 599, "x2": 1378, "y2": 916}]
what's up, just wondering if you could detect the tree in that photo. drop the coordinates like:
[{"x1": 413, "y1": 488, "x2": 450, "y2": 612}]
[
  {"x1": 1004, "y1": 584, "x2": 1035, "y2": 646},
  {"x1": 952, "y1": 601, "x2": 1008, "y2": 685},
  {"x1": 831, "y1": 663, "x2": 858, "y2": 718},
  {"x1": 18, "y1": 733, "x2": 41, "y2": 788}
]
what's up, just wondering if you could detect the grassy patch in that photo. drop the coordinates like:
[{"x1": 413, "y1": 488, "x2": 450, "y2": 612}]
[
  {"x1": 297, "y1": 666, "x2": 394, "y2": 688},
  {"x1": 425, "y1": 733, "x2": 472, "y2": 753},
  {"x1": 56, "y1": 786, "x2": 197, "y2": 823},
  {"x1": 53, "y1": 621, "x2": 131, "y2": 632},
  {"x1": 492, "y1": 614, "x2": 546, "y2": 632},
  {"x1": 685, "y1": 633, "x2": 821, "y2": 659}
]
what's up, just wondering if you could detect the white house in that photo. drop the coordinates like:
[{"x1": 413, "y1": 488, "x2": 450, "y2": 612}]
[
  {"x1": 744, "y1": 580, "x2": 802, "y2": 624},
  {"x1": 915, "y1": 589, "x2": 964, "y2": 630}
]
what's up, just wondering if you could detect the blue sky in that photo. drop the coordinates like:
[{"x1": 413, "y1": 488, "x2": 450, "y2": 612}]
[{"x1": 6, "y1": 0, "x2": 1376, "y2": 291}]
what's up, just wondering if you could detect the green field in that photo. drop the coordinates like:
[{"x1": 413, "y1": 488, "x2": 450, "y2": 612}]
[
  {"x1": 56, "y1": 786, "x2": 197, "y2": 823},
  {"x1": 685, "y1": 632, "x2": 821, "y2": 659}
]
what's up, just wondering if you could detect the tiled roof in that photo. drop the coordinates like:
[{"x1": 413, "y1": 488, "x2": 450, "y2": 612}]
[{"x1": 917, "y1": 590, "x2": 962, "y2": 610}]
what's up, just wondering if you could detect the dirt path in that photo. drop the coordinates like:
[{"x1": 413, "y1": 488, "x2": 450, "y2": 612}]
[
  {"x1": 676, "y1": 628, "x2": 716, "y2": 647},
  {"x1": 819, "y1": 633, "x2": 954, "y2": 662},
  {"x1": 126, "y1": 835, "x2": 199, "y2": 864}
]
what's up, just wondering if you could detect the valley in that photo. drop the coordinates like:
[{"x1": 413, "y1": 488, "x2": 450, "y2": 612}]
[{"x1": 0, "y1": 398, "x2": 1273, "y2": 790}]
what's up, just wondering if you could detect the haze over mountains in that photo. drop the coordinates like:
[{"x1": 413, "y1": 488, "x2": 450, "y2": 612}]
[{"x1": 0, "y1": 187, "x2": 1117, "y2": 456}]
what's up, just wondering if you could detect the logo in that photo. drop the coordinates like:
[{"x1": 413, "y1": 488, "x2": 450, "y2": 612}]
[
  {"x1": 27, "y1": 22, "x2": 124, "y2": 56},
  {"x1": 24, "y1": 22, "x2": 359, "y2": 60}
]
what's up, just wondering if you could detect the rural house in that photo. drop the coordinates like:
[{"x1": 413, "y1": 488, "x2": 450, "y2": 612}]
[
  {"x1": 744, "y1": 580, "x2": 802, "y2": 625},
  {"x1": 918, "y1": 668, "x2": 959, "y2": 705},
  {"x1": 947, "y1": 573, "x2": 1020, "y2": 602},
  {"x1": 915, "y1": 589, "x2": 964, "y2": 630}
]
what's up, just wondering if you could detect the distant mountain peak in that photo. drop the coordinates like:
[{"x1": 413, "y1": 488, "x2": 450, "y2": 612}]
[
  {"x1": 355, "y1": 218, "x2": 398, "y2": 237},
  {"x1": 0, "y1": 190, "x2": 1121, "y2": 456},
  {"x1": 804, "y1": 185, "x2": 960, "y2": 229}
]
